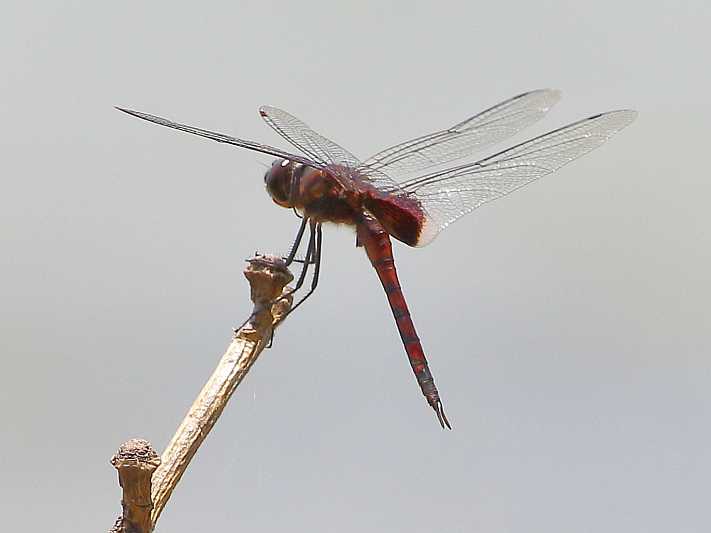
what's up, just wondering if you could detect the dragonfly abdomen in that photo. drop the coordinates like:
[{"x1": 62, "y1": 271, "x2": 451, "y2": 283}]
[{"x1": 356, "y1": 213, "x2": 450, "y2": 429}]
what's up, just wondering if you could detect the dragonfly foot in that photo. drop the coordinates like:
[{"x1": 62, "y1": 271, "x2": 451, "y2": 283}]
[{"x1": 285, "y1": 256, "x2": 316, "y2": 265}]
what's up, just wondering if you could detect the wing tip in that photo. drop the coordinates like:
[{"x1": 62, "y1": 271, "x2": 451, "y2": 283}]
[
  {"x1": 519, "y1": 87, "x2": 562, "y2": 103},
  {"x1": 618, "y1": 109, "x2": 638, "y2": 120},
  {"x1": 594, "y1": 109, "x2": 638, "y2": 128}
]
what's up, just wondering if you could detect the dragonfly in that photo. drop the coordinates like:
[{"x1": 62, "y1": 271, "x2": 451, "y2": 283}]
[{"x1": 117, "y1": 89, "x2": 636, "y2": 429}]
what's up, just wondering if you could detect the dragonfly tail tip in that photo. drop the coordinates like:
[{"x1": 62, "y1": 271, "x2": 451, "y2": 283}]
[{"x1": 430, "y1": 398, "x2": 452, "y2": 430}]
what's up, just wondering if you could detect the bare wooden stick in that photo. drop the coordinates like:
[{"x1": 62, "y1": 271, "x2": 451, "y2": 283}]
[
  {"x1": 151, "y1": 255, "x2": 293, "y2": 527},
  {"x1": 107, "y1": 255, "x2": 294, "y2": 532},
  {"x1": 110, "y1": 439, "x2": 160, "y2": 533}
]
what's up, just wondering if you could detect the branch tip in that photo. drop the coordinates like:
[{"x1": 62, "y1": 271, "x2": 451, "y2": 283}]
[{"x1": 111, "y1": 439, "x2": 160, "y2": 471}]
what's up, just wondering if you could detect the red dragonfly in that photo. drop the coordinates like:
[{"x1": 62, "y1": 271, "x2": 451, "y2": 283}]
[{"x1": 117, "y1": 90, "x2": 636, "y2": 428}]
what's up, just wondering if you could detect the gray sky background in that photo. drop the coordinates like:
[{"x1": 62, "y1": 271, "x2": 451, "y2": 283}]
[{"x1": 2, "y1": 1, "x2": 710, "y2": 532}]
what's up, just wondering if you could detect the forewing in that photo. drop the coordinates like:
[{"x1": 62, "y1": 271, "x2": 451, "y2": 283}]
[
  {"x1": 115, "y1": 107, "x2": 319, "y2": 167},
  {"x1": 406, "y1": 110, "x2": 637, "y2": 246},
  {"x1": 259, "y1": 105, "x2": 360, "y2": 167},
  {"x1": 359, "y1": 89, "x2": 561, "y2": 181}
]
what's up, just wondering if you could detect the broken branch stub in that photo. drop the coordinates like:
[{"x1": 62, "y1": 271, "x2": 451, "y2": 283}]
[{"x1": 110, "y1": 439, "x2": 160, "y2": 533}]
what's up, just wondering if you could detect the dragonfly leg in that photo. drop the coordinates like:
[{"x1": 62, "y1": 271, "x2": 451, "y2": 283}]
[
  {"x1": 265, "y1": 221, "x2": 316, "y2": 320},
  {"x1": 265, "y1": 223, "x2": 321, "y2": 347},
  {"x1": 233, "y1": 223, "x2": 315, "y2": 335},
  {"x1": 283, "y1": 216, "x2": 309, "y2": 266},
  {"x1": 282, "y1": 223, "x2": 322, "y2": 318},
  {"x1": 281, "y1": 221, "x2": 316, "y2": 298}
]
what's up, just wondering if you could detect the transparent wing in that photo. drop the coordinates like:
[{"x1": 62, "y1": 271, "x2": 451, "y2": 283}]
[
  {"x1": 359, "y1": 89, "x2": 562, "y2": 182},
  {"x1": 259, "y1": 105, "x2": 360, "y2": 167},
  {"x1": 406, "y1": 110, "x2": 637, "y2": 246},
  {"x1": 115, "y1": 107, "x2": 319, "y2": 168}
]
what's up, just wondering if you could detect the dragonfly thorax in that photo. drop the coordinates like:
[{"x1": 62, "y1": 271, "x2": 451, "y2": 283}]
[{"x1": 265, "y1": 159, "x2": 361, "y2": 225}]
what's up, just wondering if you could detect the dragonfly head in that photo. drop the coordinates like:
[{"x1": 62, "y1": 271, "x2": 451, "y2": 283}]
[{"x1": 264, "y1": 158, "x2": 298, "y2": 208}]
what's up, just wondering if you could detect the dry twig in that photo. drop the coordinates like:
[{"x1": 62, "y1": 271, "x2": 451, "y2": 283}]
[{"x1": 108, "y1": 255, "x2": 293, "y2": 532}]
